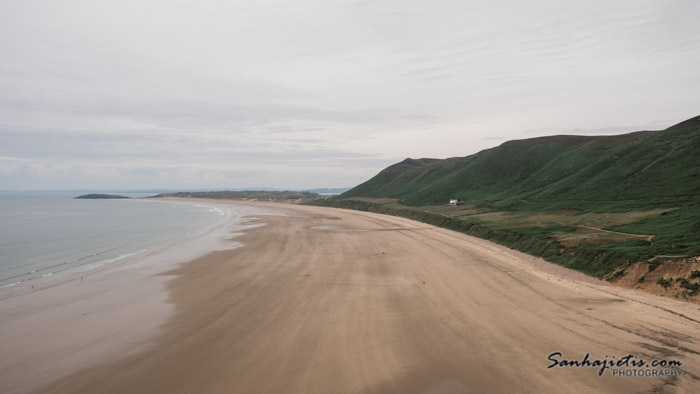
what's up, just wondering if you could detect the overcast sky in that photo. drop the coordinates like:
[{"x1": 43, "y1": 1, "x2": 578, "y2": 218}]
[{"x1": 1, "y1": 0, "x2": 698, "y2": 190}]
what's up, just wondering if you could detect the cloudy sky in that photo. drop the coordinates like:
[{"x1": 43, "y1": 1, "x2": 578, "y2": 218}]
[{"x1": 1, "y1": 0, "x2": 698, "y2": 190}]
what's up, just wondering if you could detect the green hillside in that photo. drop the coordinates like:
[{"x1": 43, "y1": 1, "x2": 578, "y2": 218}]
[
  {"x1": 318, "y1": 116, "x2": 700, "y2": 279},
  {"x1": 344, "y1": 116, "x2": 700, "y2": 208}
]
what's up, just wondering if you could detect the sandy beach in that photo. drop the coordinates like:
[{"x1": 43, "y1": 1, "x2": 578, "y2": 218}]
[{"x1": 6, "y1": 202, "x2": 700, "y2": 393}]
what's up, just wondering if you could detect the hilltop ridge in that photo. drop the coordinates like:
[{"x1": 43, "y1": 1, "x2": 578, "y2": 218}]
[{"x1": 343, "y1": 115, "x2": 700, "y2": 208}]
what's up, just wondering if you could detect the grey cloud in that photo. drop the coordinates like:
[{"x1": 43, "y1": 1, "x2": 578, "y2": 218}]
[
  {"x1": 0, "y1": 96, "x2": 406, "y2": 131},
  {"x1": 1, "y1": 0, "x2": 699, "y2": 190},
  {"x1": 525, "y1": 121, "x2": 673, "y2": 136},
  {"x1": 0, "y1": 125, "x2": 379, "y2": 164}
]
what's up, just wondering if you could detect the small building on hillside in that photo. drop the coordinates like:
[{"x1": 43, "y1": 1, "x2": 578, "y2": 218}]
[{"x1": 449, "y1": 199, "x2": 464, "y2": 206}]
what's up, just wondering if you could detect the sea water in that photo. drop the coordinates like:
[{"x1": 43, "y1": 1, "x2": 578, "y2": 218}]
[{"x1": 0, "y1": 191, "x2": 241, "y2": 293}]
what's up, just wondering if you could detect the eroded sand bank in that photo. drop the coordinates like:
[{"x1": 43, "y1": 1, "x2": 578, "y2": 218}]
[{"x1": 30, "y1": 203, "x2": 700, "y2": 392}]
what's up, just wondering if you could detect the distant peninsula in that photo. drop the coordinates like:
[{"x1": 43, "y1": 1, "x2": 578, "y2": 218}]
[
  {"x1": 151, "y1": 190, "x2": 320, "y2": 203},
  {"x1": 75, "y1": 194, "x2": 130, "y2": 199}
]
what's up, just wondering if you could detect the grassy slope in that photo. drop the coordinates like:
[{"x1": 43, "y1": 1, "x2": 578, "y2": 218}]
[
  {"x1": 344, "y1": 116, "x2": 700, "y2": 207},
  {"x1": 320, "y1": 116, "x2": 700, "y2": 277}
]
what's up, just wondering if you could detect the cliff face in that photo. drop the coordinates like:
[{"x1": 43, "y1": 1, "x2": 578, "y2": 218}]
[{"x1": 612, "y1": 258, "x2": 700, "y2": 303}]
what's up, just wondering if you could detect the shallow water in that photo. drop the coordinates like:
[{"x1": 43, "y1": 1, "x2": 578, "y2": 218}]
[{"x1": 0, "y1": 191, "x2": 239, "y2": 292}]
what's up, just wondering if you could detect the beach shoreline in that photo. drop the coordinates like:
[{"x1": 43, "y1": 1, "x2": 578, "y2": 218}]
[
  {"x1": 0, "y1": 199, "x2": 286, "y2": 394},
  {"x1": 29, "y1": 201, "x2": 700, "y2": 393}
]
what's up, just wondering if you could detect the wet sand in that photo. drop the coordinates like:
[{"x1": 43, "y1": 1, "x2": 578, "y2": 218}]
[
  {"x1": 0, "y1": 200, "x2": 274, "y2": 394},
  {"x1": 22, "y1": 203, "x2": 700, "y2": 392}
]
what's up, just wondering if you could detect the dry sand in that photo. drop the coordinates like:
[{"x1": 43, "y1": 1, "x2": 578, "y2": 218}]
[{"x1": 17, "y1": 203, "x2": 700, "y2": 392}]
